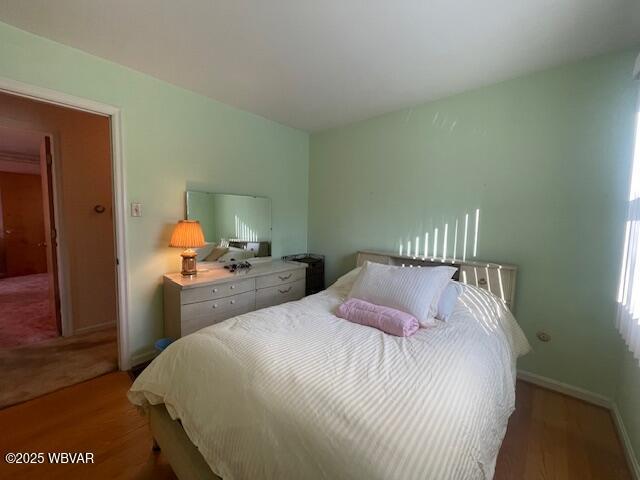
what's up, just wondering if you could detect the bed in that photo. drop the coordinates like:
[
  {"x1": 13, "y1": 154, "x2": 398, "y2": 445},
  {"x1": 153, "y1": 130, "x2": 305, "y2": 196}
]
[{"x1": 128, "y1": 266, "x2": 530, "y2": 480}]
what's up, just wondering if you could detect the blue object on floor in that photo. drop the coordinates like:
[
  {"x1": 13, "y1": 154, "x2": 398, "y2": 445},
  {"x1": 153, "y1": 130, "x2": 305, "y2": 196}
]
[{"x1": 154, "y1": 338, "x2": 173, "y2": 352}]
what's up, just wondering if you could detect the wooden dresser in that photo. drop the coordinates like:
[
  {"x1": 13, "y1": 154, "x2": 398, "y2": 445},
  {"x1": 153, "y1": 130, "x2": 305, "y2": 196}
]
[{"x1": 164, "y1": 260, "x2": 307, "y2": 339}]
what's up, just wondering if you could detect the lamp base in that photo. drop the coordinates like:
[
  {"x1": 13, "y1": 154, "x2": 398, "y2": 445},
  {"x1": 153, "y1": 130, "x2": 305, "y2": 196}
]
[{"x1": 180, "y1": 249, "x2": 198, "y2": 276}]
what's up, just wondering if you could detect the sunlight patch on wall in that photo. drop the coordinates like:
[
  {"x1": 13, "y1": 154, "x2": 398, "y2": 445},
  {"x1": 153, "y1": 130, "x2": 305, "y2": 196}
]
[
  {"x1": 463, "y1": 213, "x2": 469, "y2": 262},
  {"x1": 453, "y1": 219, "x2": 459, "y2": 261},
  {"x1": 473, "y1": 208, "x2": 480, "y2": 258},
  {"x1": 443, "y1": 224, "x2": 449, "y2": 262},
  {"x1": 433, "y1": 227, "x2": 439, "y2": 259},
  {"x1": 424, "y1": 232, "x2": 429, "y2": 258},
  {"x1": 396, "y1": 208, "x2": 481, "y2": 265}
]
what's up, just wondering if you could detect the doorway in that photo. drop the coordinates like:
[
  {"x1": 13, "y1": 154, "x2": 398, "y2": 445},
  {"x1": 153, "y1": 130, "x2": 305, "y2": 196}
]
[
  {"x1": 0, "y1": 126, "x2": 60, "y2": 349},
  {"x1": 0, "y1": 91, "x2": 120, "y2": 408}
]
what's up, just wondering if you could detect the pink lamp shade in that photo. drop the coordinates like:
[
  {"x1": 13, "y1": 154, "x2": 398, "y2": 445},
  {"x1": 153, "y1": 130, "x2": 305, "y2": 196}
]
[{"x1": 169, "y1": 220, "x2": 205, "y2": 275}]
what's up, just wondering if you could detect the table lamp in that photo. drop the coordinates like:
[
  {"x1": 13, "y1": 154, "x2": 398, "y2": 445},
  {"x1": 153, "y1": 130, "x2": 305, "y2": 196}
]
[{"x1": 169, "y1": 220, "x2": 205, "y2": 276}]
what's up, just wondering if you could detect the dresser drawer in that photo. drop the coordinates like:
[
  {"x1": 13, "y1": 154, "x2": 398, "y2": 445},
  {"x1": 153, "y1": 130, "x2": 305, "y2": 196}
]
[
  {"x1": 255, "y1": 279, "x2": 305, "y2": 310},
  {"x1": 255, "y1": 268, "x2": 306, "y2": 289},
  {"x1": 181, "y1": 277, "x2": 255, "y2": 305},
  {"x1": 181, "y1": 291, "x2": 255, "y2": 335}
]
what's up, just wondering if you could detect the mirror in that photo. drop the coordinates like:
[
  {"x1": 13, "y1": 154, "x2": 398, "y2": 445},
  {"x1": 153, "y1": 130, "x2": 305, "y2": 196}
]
[{"x1": 186, "y1": 191, "x2": 271, "y2": 262}]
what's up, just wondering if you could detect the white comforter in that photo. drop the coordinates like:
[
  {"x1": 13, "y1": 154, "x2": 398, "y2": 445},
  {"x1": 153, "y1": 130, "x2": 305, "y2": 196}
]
[{"x1": 129, "y1": 272, "x2": 530, "y2": 480}]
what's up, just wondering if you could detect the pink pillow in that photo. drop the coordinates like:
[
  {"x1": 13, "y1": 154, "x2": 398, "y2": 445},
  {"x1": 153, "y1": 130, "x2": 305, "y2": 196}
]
[{"x1": 336, "y1": 298, "x2": 419, "y2": 337}]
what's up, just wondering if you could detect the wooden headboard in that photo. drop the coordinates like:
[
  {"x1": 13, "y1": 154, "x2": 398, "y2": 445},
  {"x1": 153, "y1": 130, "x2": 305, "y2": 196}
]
[{"x1": 356, "y1": 250, "x2": 518, "y2": 311}]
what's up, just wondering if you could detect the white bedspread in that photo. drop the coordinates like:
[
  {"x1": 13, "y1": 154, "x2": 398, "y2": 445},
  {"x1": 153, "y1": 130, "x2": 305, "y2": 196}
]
[{"x1": 129, "y1": 275, "x2": 530, "y2": 480}]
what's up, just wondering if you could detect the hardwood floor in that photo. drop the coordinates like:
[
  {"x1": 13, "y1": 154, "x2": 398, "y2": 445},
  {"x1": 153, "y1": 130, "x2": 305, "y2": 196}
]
[
  {"x1": 0, "y1": 373, "x2": 632, "y2": 479},
  {"x1": 495, "y1": 380, "x2": 632, "y2": 480},
  {"x1": 0, "y1": 372, "x2": 176, "y2": 480}
]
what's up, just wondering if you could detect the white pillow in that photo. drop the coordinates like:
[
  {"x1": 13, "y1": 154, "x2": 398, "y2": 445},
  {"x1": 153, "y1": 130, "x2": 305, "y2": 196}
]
[
  {"x1": 436, "y1": 281, "x2": 463, "y2": 321},
  {"x1": 348, "y1": 261, "x2": 456, "y2": 324}
]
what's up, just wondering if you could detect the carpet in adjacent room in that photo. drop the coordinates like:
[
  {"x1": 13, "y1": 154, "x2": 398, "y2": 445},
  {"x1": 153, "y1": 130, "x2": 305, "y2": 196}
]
[
  {"x1": 0, "y1": 327, "x2": 118, "y2": 409},
  {"x1": 0, "y1": 273, "x2": 58, "y2": 348}
]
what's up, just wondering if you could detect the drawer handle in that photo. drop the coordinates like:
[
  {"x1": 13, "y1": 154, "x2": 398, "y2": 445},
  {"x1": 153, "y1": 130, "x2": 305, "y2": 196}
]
[
  {"x1": 278, "y1": 286, "x2": 292, "y2": 294},
  {"x1": 212, "y1": 303, "x2": 218, "y2": 309},
  {"x1": 278, "y1": 274, "x2": 292, "y2": 281},
  {"x1": 212, "y1": 288, "x2": 218, "y2": 293},
  {"x1": 478, "y1": 278, "x2": 487, "y2": 286}
]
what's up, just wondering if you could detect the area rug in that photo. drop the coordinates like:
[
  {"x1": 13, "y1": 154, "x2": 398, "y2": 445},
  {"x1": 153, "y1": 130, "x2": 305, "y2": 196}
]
[
  {"x1": 0, "y1": 327, "x2": 118, "y2": 409},
  {"x1": 0, "y1": 273, "x2": 58, "y2": 348}
]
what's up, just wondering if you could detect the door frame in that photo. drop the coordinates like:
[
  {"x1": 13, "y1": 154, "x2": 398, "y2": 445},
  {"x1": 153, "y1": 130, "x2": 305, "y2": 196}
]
[{"x1": 0, "y1": 77, "x2": 131, "y2": 370}]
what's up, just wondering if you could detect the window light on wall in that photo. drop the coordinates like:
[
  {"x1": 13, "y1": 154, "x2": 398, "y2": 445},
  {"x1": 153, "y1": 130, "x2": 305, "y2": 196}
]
[{"x1": 397, "y1": 208, "x2": 480, "y2": 264}]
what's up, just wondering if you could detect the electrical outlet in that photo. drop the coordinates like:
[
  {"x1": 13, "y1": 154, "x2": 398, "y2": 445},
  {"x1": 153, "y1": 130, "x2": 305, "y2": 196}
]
[
  {"x1": 131, "y1": 202, "x2": 142, "y2": 217},
  {"x1": 536, "y1": 331, "x2": 551, "y2": 342}
]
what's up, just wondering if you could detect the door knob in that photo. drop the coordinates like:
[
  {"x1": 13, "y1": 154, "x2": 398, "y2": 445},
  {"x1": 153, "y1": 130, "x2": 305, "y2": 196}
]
[{"x1": 94, "y1": 205, "x2": 106, "y2": 214}]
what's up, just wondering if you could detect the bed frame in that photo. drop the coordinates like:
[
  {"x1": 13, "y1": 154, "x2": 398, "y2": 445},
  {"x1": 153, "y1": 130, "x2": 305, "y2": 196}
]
[
  {"x1": 148, "y1": 250, "x2": 518, "y2": 478},
  {"x1": 149, "y1": 404, "x2": 220, "y2": 480}
]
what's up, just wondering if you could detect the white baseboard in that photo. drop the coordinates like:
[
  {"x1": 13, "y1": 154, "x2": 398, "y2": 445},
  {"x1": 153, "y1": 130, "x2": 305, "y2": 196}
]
[
  {"x1": 517, "y1": 369, "x2": 612, "y2": 408},
  {"x1": 517, "y1": 369, "x2": 639, "y2": 479},
  {"x1": 612, "y1": 404, "x2": 640, "y2": 480},
  {"x1": 72, "y1": 321, "x2": 117, "y2": 336},
  {"x1": 130, "y1": 348, "x2": 157, "y2": 368}
]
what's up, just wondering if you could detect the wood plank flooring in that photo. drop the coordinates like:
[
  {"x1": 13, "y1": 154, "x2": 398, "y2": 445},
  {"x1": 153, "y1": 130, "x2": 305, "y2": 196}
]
[
  {"x1": 495, "y1": 381, "x2": 631, "y2": 480},
  {"x1": 0, "y1": 372, "x2": 632, "y2": 479},
  {"x1": 0, "y1": 372, "x2": 175, "y2": 480}
]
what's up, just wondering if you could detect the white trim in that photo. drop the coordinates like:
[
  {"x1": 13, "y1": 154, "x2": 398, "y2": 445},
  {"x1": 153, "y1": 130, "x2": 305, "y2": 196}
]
[
  {"x1": 48, "y1": 132, "x2": 73, "y2": 338},
  {"x1": 612, "y1": 403, "x2": 640, "y2": 480},
  {"x1": 0, "y1": 77, "x2": 118, "y2": 116},
  {"x1": 131, "y1": 348, "x2": 157, "y2": 368},
  {"x1": 74, "y1": 321, "x2": 117, "y2": 335},
  {"x1": 110, "y1": 109, "x2": 131, "y2": 370},
  {"x1": 0, "y1": 76, "x2": 131, "y2": 370},
  {"x1": 517, "y1": 369, "x2": 612, "y2": 408}
]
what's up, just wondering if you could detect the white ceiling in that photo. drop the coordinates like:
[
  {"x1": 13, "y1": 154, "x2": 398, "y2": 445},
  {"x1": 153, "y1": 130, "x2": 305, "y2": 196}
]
[{"x1": 0, "y1": 1, "x2": 639, "y2": 131}]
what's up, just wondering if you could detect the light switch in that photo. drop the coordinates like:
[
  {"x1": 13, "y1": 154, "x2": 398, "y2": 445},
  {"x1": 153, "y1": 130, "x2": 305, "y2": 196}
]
[{"x1": 131, "y1": 202, "x2": 142, "y2": 217}]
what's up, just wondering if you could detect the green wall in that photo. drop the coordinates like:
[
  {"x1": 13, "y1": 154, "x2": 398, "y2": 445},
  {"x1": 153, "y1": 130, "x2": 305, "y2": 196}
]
[
  {"x1": 309, "y1": 50, "x2": 638, "y2": 398},
  {"x1": 0, "y1": 21, "x2": 309, "y2": 362}
]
